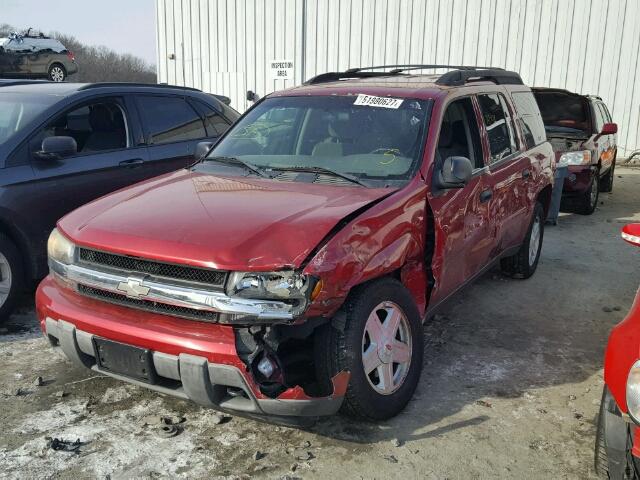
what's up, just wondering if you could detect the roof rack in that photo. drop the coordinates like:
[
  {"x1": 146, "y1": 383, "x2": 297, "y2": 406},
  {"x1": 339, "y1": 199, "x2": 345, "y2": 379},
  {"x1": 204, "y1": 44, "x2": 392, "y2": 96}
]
[
  {"x1": 304, "y1": 64, "x2": 524, "y2": 86},
  {"x1": 78, "y1": 82, "x2": 202, "y2": 92},
  {"x1": 0, "y1": 79, "x2": 50, "y2": 87}
]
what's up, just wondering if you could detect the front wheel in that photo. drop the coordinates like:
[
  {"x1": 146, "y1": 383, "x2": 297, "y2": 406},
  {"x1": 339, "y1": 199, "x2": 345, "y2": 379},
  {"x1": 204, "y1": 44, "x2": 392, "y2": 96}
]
[
  {"x1": 0, "y1": 234, "x2": 22, "y2": 323},
  {"x1": 48, "y1": 63, "x2": 66, "y2": 82},
  {"x1": 315, "y1": 277, "x2": 424, "y2": 420},
  {"x1": 501, "y1": 202, "x2": 544, "y2": 279},
  {"x1": 577, "y1": 172, "x2": 600, "y2": 215},
  {"x1": 601, "y1": 161, "x2": 616, "y2": 193}
]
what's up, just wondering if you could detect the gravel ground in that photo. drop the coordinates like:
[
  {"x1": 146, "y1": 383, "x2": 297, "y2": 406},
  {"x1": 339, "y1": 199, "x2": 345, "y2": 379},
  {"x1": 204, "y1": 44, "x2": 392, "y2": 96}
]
[{"x1": 1, "y1": 167, "x2": 639, "y2": 480}]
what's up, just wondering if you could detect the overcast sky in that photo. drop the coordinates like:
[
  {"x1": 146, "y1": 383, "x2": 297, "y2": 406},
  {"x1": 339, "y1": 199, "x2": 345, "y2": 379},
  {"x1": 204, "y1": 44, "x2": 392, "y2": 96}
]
[{"x1": 1, "y1": 0, "x2": 157, "y2": 65}]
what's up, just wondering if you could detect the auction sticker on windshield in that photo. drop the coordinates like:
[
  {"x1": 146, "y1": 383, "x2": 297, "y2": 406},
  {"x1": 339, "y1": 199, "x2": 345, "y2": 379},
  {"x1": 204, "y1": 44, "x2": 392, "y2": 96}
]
[{"x1": 353, "y1": 94, "x2": 404, "y2": 109}]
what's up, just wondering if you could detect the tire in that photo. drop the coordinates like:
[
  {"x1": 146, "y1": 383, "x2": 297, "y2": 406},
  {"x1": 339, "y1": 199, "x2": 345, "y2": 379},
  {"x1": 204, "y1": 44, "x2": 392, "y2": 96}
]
[
  {"x1": 48, "y1": 63, "x2": 66, "y2": 82},
  {"x1": 601, "y1": 160, "x2": 615, "y2": 193},
  {"x1": 500, "y1": 202, "x2": 544, "y2": 279},
  {"x1": 315, "y1": 277, "x2": 424, "y2": 420},
  {"x1": 594, "y1": 387, "x2": 610, "y2": 479},
  {"x1": 0, "y1": 233, "x2": 23, "y2": 323},
  {"x1": 577, "y1": 171, "x2": 600, "y2": 215}
]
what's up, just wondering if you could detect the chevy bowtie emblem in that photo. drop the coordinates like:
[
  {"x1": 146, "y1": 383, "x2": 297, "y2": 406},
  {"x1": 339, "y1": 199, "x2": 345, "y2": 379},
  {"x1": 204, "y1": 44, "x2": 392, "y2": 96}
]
[{"x1": 116, "y1": 278, "x2": 150, "y2": 298}]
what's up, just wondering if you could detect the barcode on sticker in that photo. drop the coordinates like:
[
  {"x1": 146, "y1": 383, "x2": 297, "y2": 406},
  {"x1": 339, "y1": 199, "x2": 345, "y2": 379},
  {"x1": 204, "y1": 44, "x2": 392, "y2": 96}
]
[{"x1": 353, "y1": 94, "x2": 404, "y2": 109}]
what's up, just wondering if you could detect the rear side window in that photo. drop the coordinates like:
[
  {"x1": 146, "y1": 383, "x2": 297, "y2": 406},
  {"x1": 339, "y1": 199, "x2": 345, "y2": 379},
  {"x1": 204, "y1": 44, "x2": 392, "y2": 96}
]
[
  {"x1": 136, "y1": 96, "x2": 206, "y2": 145},
  {"x1": 511, "y1": 92, "x2": 547, "y2": 149},
  {"x1": 477, "y1": 93, "x2": 517, "y2": 163}
]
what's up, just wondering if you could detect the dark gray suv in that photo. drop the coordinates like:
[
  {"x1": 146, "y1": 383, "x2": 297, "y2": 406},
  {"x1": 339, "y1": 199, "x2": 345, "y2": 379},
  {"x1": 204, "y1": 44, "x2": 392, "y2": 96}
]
[{"x1": 0, "y1": 81, "x2": 239, "y2": 320}]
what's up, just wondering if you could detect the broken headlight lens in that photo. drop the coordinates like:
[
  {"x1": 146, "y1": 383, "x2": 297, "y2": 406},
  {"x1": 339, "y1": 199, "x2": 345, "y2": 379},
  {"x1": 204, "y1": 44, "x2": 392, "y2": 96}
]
[
  {"x1": 47, "y1": 228, "x2": 75, "y2": 265},
  {"x1": 558, "y1": 150, "x2": 591, "y2": 167},
  {"x1": 627, "y1": 359, "x2": 640, "y2": 423},
  {"x1": 226, "y1": 271, "x2": 309, "y2": 302}
]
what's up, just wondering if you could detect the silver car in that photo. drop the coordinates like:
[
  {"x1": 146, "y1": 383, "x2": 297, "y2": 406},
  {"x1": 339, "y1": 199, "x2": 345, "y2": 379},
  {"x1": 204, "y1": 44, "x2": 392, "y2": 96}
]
[{"x1": 0, "y1": 33, "x2": 78, "y2": 82}]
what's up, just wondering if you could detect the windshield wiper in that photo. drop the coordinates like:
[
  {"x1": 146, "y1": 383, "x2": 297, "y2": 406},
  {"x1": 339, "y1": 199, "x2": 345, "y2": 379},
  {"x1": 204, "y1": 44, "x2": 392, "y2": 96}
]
[
  {"x1": 270, "y1": 166, "x2": 368, "y2": 187},
  {"x1": 205, "y1": 156, "x2": 269, "y2": 178}
]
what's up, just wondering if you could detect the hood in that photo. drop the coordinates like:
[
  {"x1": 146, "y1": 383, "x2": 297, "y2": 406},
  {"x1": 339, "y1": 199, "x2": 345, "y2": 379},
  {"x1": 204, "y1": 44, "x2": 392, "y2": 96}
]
[{"x1": 59, "y1": 170, "x2": 393, "y2": 271}]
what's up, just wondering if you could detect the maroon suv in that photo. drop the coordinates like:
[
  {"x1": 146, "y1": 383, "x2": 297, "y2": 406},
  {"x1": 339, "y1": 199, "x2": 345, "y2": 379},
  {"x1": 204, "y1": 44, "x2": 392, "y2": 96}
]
[
  {"x1": 533, "y1": 88, "x2": 618, "y2": 215},
  {"x1": 37, "y1": 66, "x2": 554, "y2": 422}
]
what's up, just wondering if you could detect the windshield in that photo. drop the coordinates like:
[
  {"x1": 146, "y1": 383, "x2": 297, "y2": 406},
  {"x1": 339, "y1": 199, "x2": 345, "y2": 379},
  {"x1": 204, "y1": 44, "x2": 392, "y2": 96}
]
[
  {"x1": 0, "y1": 93, "x2": 57, "y2": 145},
  {"x1": 203, "y1": 95, "x2": 431, "y2": 187}
]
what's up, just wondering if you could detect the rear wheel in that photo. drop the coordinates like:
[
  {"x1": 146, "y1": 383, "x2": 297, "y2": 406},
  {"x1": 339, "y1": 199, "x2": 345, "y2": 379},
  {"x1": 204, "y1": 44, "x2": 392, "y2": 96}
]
[
  {"x1": 315, "y1": 277, "x2": 423, "y2": 420},
  {"x1": 0, "y1": 234, "x2": 22, "y2": 323},
  {"x1": 501, "y1": 202, "x2": 544, "y2": 279},
  {"x1": 48, "y1": 63, "x2": 66, "y2": 82},
  {"x1": 577, "y1": 171, "x2": 599, "y2": 215},
  {"x1": 601, "y1": 161, "x2": 616, "y2": 193}
]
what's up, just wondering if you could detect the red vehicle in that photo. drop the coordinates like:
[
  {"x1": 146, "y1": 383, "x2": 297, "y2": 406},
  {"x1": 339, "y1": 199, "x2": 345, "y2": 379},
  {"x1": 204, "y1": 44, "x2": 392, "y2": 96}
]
[
  {"x1": 36, "y1": 65, "x2": 554, "y2": 421},
  {"x1": 533, "y1": 88, "x2": 618, "y2": 215},
  {"x1": 596, "y1": 224, "x2": 640, "y2": 478}
]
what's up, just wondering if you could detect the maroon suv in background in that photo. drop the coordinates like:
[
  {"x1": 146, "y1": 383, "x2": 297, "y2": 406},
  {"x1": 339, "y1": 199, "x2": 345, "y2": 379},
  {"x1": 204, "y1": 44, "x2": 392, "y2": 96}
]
[{"x1": 533, "y1": 88, "x2": 618, "y2": 215}]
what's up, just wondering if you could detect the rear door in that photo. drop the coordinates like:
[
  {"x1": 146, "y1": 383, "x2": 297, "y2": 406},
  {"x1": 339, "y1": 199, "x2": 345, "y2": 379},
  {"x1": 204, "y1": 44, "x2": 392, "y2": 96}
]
[
  {"x1": 427, "y1": 96, "x2": 494, "y2": 306},
  {"x1": 477, "y1": 92, "x2": 531, "y2": 252},
  {"x1": 133, "y1": 94, "x2": 220, "y2": 177}
]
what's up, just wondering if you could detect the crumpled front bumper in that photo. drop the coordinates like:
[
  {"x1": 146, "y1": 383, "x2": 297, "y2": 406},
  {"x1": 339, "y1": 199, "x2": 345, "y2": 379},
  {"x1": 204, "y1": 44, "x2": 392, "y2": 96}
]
[{"x1": 37, "y1": 276, "x2": 347, "y2": 419}]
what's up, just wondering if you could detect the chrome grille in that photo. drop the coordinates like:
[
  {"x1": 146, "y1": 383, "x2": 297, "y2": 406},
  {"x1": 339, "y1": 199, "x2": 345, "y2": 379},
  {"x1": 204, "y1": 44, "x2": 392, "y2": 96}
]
[
  {"x1": 78, "y1": 284, "x2": 219, "y2": 323},
  {"x1": 78, "y1": 248, "x2": 227, "y2": 287}
]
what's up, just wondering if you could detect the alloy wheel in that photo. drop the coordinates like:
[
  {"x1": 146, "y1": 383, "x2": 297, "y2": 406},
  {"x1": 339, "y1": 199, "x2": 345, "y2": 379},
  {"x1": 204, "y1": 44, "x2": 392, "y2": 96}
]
[
  {"x1": 50, "y1": 66, "x2": 65, "y2": 82},
  {"x1": 361, "y1": 301, "x2": 412, "y2": 395},
  {"x1": 528, "y1": 215, "x2": 541, "y2": 267}
]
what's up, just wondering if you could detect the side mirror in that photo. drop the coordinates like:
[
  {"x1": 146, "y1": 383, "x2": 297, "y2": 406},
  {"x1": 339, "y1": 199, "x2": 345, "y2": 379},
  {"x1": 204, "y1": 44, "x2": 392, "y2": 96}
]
[
  {"x1": 601, "y1": 122, "x2": 618, "y2": 135},
  {"x1": 34, "y1": 136, "x2": 77, "y2": 160},
  {"x1": 436, "y1": 156, "x2": 473, "y2": 189},
  {"x1": 195, "y1": 141, "x2": 213, "y2": 161},
  {"x1": 622, "y1": 224, "x2": 640, "y2": 247}
]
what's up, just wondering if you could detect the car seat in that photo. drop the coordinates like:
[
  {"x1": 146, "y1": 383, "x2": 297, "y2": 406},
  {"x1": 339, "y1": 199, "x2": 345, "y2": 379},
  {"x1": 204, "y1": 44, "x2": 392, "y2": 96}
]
[{"x1": 82, "y1": 105, "x2": 126, "y2": 152}]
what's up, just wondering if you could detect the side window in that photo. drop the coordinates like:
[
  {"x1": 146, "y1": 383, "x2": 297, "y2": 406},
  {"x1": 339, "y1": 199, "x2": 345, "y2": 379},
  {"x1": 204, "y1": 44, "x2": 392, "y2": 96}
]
[
  {"x1": 437, "y1": 97, "x2": 484, "y2": 170},
  {"x1": 511, "y1": 92, "x2": 547, "y2": 149},
  {"x1": 601, "y1": 103, "x2": 612, "y2": 123},
  {"x1": 31, "y1": 99, "x2": 128, "y2": 155},
  {"x1": 192, "y1": 99, "x2": 231, "y2": 137},
  {"x1": 593, "y1": 102, "x2": 606, "y2": 132},
  {"x1": 136, "y1": 96, "x2": 206, "y2": 145},
  {"x1": 477, "y1": 93, "x2": 517, "y2": 163}
]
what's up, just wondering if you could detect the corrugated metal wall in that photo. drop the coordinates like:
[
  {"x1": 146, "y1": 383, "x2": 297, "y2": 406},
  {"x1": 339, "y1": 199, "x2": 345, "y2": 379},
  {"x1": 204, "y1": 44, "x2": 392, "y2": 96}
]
[{"x1": 156, "y1": 0, "x2": 640, "y2": 157}]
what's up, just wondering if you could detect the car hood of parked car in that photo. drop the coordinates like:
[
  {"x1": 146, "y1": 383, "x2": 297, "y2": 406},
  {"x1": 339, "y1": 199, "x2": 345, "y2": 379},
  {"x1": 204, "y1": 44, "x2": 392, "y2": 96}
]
[{"x1": 58, "y1": 169, "x2": 394, "y2": 271}]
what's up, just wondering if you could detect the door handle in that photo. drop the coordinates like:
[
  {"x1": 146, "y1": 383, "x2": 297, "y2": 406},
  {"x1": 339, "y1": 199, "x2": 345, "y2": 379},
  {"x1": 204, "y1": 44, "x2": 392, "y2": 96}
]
[
  {"x1": 522, "y1": 169, "x2": 531, "y2": 179},
  {"x1": 480, "y1": 189, "x2": 493, "y2": 203},
  {"x1": 119, "y1": 158, "x2": 144, "y2": 168}
]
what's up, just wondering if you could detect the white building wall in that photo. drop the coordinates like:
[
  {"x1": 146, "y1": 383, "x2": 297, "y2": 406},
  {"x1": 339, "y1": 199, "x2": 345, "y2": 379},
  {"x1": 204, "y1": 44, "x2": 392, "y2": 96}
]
[{"x1": 157, "y1": 0, "x2": 640, "y2": 157}]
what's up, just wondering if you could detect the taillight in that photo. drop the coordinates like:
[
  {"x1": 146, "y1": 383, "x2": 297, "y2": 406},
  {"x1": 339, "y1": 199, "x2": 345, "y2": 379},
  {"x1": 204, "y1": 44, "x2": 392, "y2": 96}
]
[{"x1": 66, "y1": 51, "x2": 75, "y2": 61}]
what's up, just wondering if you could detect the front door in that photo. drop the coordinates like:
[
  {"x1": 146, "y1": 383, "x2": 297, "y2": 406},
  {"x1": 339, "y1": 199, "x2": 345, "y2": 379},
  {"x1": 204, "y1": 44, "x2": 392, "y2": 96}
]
[
  {"x1": 21, "y1": 96, "x2": 149, "y2": 265},
  {"x1": 427, "y1": 97, "x2": 494, "y2": 307},
  {"x1": 477, "y1": 92, "x2": 532, "y2": 251}
]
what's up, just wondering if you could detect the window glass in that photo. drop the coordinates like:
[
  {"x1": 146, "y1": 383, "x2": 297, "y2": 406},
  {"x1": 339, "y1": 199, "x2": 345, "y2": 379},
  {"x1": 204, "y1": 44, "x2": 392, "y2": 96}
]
[
  {"x1": 205, "y1": 95, "x2": 432, "y2": 187},
  {"x1": 137, "y1": 96, "x2": 206, "y2": 145},
  {"x1": 511, "y1": 92, "x2": 547, "y2": 149},
  {"x1": 593, "y1": 103, "x2": 606, "y2": 131},
  {"x1": 478, "y1": 93, "x2": 517, "y2": 163},
  {"x1": 193, "y1": 100, "x2": 231, "y2": 137},
  {"x1": 437, "y1": 97, "x2": 484, "y2": 169},
  {"x1": 0, "y1": 93, "x2": 58, "y2": 146},
  {"x1": 31, "y1": 100, "x2": 127, "y2": 154},
  {"x1": 600, "y1": 103, "x2": 612, "y2": 123}
]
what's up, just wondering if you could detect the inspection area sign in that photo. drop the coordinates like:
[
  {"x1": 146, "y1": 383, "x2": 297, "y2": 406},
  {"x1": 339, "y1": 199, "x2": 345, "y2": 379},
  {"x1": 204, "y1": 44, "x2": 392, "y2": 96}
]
[{"x1": 270, "y1": 60, "x2": 294, "y2": 80}]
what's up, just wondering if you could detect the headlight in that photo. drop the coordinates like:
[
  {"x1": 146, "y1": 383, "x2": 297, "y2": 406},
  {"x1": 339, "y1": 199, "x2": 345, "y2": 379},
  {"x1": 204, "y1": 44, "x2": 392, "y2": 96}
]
[
  {"x1": 226, "y1": 271, "x2": 310, "y2": 301},
  {"x1": 558, "y1": 150, "x2": 591, "y2": 167},
  {"x1": 47, "y1": 228, "x2": 75, "y2": 265},
  {"x1": 627, "y1": 359, "x2": 640, "y2": 422}
]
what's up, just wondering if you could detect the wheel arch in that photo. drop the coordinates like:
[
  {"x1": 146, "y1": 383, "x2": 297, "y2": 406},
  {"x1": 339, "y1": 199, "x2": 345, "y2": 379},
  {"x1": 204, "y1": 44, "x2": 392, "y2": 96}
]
[
  {"x1": 0, "y1": 215, "x2": 36, "y2": 283},
  {"x1": 537, "y1": 184, "x2": 553, "y2": 218}
]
